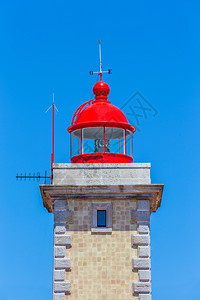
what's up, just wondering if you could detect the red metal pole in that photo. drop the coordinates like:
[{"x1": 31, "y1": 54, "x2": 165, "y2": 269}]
[
  {"x1": 104, "y1": 126, "x2": 105, "y2": 153},
  {"x1": 81, "y1": 128, "x2": 83, "y2": 154},
  {"x1": 51, "y1": 102, "x2": 55, "y2": 184},
  {"x1": 125, "y1": 129, "x2": 127, "y2": 155}
]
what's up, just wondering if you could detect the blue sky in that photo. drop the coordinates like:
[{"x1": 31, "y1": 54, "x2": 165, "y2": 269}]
[{"x1": 1, "y1": 0, "x2": 200, "y2": 299}]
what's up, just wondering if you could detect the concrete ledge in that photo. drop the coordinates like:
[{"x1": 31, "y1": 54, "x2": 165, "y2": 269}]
[
  {"x1": 54, "y1": 281, "x2": 71, "y2": 293},
  {"x1": 53, "y1": 163, "x2": 151, "y2": 186},
  {"x1": 54, "y1": 258, "x2": 71, "y2": 270},
  {"x1": 138, "y1": 246, "x2": 150, "y2": 258},
  {"x1": 132, "y1": 258, "x2": 151, "y2": 270},
  {"x1": 91, "y1": 227, "x2": 112, "y2": 233},
  {"x1": 139, "y1": 294, "x2": 152, "y2": 300},
  {"x1": 54, "y1": 234, "x2": 72, "y2": 246},
  {"x1": 40, "y1": 184, "x2": 164, "y2": 214},
  {"x1": 138, "y1": 270, "x2": 151, "y2": 282},
  {"x1": 132, "y1": 234, "x2": 150, "y2": 246},
  {"x1": 132, "y1": 282, "x2": 151, "y2": 294}
]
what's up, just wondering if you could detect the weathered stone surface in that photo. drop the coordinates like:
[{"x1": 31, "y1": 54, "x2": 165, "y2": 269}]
[
  {"x1": 132, "y1": 258, "x2": 151, "y2": 270},
  {"x1": 54, "y1": 200, "x2": 67, "y2": 211},
  {"x1": 54, "y1": 281, "x2": 71, "y2": 293},
  {"x1": 91, "y1": 227, "x2": 112, "y2": 233},
  {"x1": 53, "y1": 269, "x2": 65, "y2": 281},
  {"x1": 54, "y1": 223, "x2": 67, "y2": 234},
  {"x1": 53, "y1": 163, "x2": 151, "y2": 186},
  {"x1": 54, "y1": 258, "x2": 71, "y2": 269},
  {"x1": 138, "y1": 246, "x2": 150, "y2": 258},
  {"x1": 131, "y1": 211, "x2": 150, "y2": 222},
  {"x1": 53, "y1": 292, "x2": 65, "y2": 300},
  {"x1": 137, "y1": 224, "x2": 150, "y2": 234},
  {"x1": 138, "y1": 270, "x2": 151, "y2": 282},
  {"x1": 137, "y1": 200, "x2": 150, "y2": 211},
  {"x1": 132, "y1": 234, "x2": 150, "y2": 246},
  {"x1": 133, "y1": 281, "x2": 151, "y2": 294},
  {"x1": 139, "y1": 294, "x2": 152, "y2": 300},
  {"x1": 54, "y1": 211, "x2": 73, "y2": 223},
  {"x1": 54, "y1": 234, "x2": 72, "y2": 246},
  {"x1": 54, "y1": 246, "x2": 66, "y2": 258}
]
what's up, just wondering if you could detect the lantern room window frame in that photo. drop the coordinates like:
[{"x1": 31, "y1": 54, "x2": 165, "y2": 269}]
[{"x1": 70, "y1": 126, "x2": 133, "y2": 159}]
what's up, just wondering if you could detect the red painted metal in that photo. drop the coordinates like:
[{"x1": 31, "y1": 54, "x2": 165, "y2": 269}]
[
  {"x1": 68, "y1": 77, "x2": 136, "y2": 163},
  {"x1": 71, "y1": 153, "x2": 133, "y2": 163},
  {"x1": 68, "y1": 121, "x2": 135, "y2": 134},
  {"x1": 68, "y1": 79, "x2": 136, "y2": 134},
  {"x1": 81, "y1": 128, "x2": 83, "y2": 154},
  {"x1": 103, "y1": 126, "x2": 105, "y2": 153},
  {"x1": 71, "y1": 99, "x2": 94, "y2": 126},
  {"x1": 125, "y1": 129, "x2": 127, "y2": 155},
  {"x1": 51, "y1": 103, "x2": 55, "y2": 183}
]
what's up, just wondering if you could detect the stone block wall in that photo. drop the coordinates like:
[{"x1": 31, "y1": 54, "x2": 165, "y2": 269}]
[
  {"x1": 132, "y1": 200, "x2": 151, "y2": 300},
  {"x1": 52, "y1": 198, "x2": 151, "y2": 300}
]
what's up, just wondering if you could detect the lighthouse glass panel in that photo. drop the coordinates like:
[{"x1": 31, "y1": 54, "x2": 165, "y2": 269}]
[
  {"x1": 126, "y1": 130, "x2": 133, "y2": 157},
  {"x1": 71, "y1": 129, "x2": 81, "y2": 158},
  {"x1": 82, "y1": 127, "x2": 104, "y2": 154},
  {"x1": 105, "y1": 127, "x2": 125, "y2": 154}
]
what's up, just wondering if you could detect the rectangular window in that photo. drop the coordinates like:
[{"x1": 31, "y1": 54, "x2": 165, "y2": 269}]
[{"x1": 97, "y1": 210, "x2": 106, "y2": 227}]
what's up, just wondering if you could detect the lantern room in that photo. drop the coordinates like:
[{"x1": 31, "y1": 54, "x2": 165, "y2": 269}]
[{"x1": 67, "y1": 77, "x2": 136, "y2": 163}]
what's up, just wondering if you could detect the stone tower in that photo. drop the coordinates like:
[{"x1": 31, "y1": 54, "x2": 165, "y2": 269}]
[
  {"x1": 40, "y1": 65, "x2": 163, "y2": 299},
  {"x1": 40, "y1": 164, "x2": 163, "y2": 299}
]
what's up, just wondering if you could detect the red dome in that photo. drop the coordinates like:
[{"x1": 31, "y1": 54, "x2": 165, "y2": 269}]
[
  {"x1": 68, "y1": 79, "x2": 136, "y2": 133},
  {"x1": 77, "y1": 101, "x2": 128, "y2": 124}
]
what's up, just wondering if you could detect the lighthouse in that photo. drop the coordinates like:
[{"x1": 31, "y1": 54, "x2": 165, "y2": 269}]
[{"x1": 40, "y1": 47, "x2": 163, "y2": 300}]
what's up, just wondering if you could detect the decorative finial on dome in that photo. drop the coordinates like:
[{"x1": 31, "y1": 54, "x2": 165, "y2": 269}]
[{"x1": 93, "y1": 80, "x2": 110, "y2": 102}]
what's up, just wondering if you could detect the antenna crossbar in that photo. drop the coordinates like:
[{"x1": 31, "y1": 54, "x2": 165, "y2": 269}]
[{"x1": 89, "y1": 41, "x2": 112, "y2": 78}]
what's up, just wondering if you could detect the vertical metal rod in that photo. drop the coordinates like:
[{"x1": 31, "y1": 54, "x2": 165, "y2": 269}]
[
  {"x1": 104, "y1": 126, "x2": 106, "y2": 153},
  {"x1": 51, "y1": 93, "x2": 55, "y2": 184},
  {"x1": 70, "y1": 133, "x2": 73, "y2": 159},
  {"x1": 125, "y1": 129, "x2": 127, "y2": 154},
  {"x1": 98, "y1": 40, "x2": 102, "y2": 74},
  {"x1": 78, "y1": 137, "x2": 81, "y2": 155},
  {"x1": 81, "y1": 128, "x2": 83, "y2": 154},
  {"x1": 132, "y1": 134, "x2": 133, "y2": 158}
]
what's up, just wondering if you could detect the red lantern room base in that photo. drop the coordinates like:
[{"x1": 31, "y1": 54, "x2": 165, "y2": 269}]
[{"x1": 71, "y1": 153, "x2": 133, "y2": 163}]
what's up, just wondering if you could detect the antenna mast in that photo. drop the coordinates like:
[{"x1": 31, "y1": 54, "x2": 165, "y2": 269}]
[
  {"x1": 89, "y1": 40, "x2": 112, "y2": 79},
  {"x1": 98, "y1": 40, "x2": 102, "y2": 77},
  {"x1": 45, "y1": 93, "x2": 58, "y2": 184},
  {"x1": 51, "y1": 92, "x2": 55, "y2": 184},
  {"x1": 16, "y1": 93, "x2": 58, "y2": 185}
]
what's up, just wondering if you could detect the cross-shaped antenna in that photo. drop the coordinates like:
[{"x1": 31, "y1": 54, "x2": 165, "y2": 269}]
[
  {"x1": 45, "y1": 93, "x2": 59, "y2": 114},
  {"x1": 89, "y1": 40, "x2": 112, "y2": 79}
]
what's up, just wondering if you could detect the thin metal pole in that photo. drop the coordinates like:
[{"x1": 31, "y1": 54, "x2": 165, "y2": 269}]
[
  {"x1": 125, "y1": 129, "x2": 127, "y2": 155},
  {"x1": 104, "y1": 126, "x2": 106, "y2": 153},
  {"x1": 98, "y1": 40, "x2": 102, "y2": 74},
  {"x1": 81, "y1": 128, "x2": 83, "y2": 154},
  {"x1": 51, "y1": 93, "x2": 55, "y2": 184}
]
